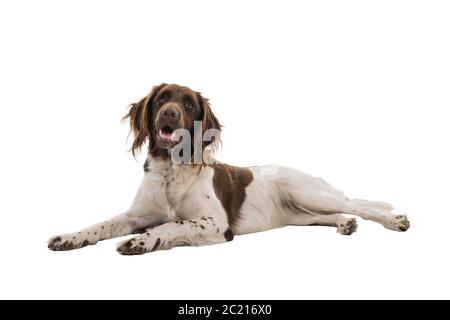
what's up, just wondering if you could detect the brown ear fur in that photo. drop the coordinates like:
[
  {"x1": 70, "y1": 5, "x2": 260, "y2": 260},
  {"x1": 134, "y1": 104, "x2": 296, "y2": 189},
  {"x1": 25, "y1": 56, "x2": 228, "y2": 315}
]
[
  {"x1": 198, "y1": 93, "x2": 222, "y2": 147},
  {"x1": 122, "y1": 84, "x2": 166, "y2": 156}
]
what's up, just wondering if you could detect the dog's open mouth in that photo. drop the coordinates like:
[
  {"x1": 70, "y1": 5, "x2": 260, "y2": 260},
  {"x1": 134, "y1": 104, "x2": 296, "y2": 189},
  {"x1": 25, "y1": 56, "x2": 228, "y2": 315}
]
[{"x1": 157, "y1": 125, "x2": 179, "y2": 143}]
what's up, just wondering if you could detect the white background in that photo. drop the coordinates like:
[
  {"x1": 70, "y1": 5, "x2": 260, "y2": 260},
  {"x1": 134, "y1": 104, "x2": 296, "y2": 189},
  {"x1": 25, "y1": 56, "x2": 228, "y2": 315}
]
[{"x1": 0, "y1": 0, "x2": 449, "y2": 299}]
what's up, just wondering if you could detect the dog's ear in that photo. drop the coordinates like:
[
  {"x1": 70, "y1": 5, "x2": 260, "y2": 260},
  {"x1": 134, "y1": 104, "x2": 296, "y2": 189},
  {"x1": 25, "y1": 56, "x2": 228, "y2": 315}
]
[
  {"x1": 123, "y1": 83, "x2": 165, "y2": 156},
  {"x1": 198, "y1": 93, "x2": 222, "y2": 147}
]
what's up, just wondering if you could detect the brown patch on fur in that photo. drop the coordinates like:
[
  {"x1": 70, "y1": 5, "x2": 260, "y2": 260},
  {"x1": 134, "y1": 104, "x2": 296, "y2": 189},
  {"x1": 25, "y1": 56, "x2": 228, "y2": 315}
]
[
  {"x1": 198, "y1": 93, "x2": 221, "y2": 148},
  {"x1": 212, "y1": 164, "x2": 253, "y2": 230},
  {"x1": 151, "y1": 238, "x2": 161, "y2": 252},
  {"x1": 132, "y1": 227, "x2": 147, "y2": 234},
  {"x1": 143, "y1": 159, "x2": 151, "y2": 173},
  {"x1": 224, "y1": 229, "x2": 234, "y2": 242}
]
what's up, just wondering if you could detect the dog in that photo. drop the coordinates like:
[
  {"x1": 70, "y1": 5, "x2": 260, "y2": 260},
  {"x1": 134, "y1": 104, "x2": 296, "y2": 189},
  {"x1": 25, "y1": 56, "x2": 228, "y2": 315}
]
[{"x1": 48, "y1": 83, "x2": 410, "y2": 255}]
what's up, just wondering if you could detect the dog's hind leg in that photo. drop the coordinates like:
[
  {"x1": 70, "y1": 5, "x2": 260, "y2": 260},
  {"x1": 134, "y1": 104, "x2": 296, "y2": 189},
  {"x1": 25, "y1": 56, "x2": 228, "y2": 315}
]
[
  {"x1": 343, "y1": 199, "x2": 410, "y2": 232},
  {"x1": 275, "y1": 169, "x2": 410, "y2": 233},
  {"x1": 284, "y1": 212, "x2": 358, "y2": 235},
  {"x1": 280, "y1": 187, "x2": 409, "y2": 233}
]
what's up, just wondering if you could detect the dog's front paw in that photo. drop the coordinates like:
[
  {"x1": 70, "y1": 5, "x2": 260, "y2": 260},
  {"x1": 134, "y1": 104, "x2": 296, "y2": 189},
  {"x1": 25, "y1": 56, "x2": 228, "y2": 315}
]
[
  {"x1": 48, "y1": 233, "x2": 93, "y2": 251},
  {"x1": 116, "y1": 238, "x2": 146, "y2": 255},
  {"x1": 116, "y1": 236, "x2": 161, "y2": 256}
]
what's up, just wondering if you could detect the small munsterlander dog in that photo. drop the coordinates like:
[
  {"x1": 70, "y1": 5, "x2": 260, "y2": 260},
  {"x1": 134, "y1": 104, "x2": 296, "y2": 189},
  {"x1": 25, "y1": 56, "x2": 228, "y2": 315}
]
[{"x1": 48, "y1": 83, "x2": 410, "y2": 255}]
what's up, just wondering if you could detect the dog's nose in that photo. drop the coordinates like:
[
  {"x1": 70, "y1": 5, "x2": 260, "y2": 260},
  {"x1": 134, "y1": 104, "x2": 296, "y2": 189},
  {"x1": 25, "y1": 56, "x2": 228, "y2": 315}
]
[{"x1": 161, "y1": 107, "x2": 179, "y2": 120}]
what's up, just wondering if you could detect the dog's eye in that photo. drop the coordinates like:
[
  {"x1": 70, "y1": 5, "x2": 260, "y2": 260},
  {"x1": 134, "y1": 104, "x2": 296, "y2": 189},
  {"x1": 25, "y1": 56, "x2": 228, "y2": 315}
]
[
  {"x1": 185, "y1": 101, "x2": 194, "y2": 110},
  {"x1": 159, "y1": 94, "x2": 169, "y2": 103}
]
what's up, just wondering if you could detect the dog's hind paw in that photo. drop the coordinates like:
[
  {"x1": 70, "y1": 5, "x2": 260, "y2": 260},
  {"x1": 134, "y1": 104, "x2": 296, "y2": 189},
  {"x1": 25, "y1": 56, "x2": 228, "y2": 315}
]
[
  {"x1": 337, "y1": 218, "x2": 358, "y2": 235},
  {"x1": 385, "y1": 215, "x2": 410, "y2": 232}
]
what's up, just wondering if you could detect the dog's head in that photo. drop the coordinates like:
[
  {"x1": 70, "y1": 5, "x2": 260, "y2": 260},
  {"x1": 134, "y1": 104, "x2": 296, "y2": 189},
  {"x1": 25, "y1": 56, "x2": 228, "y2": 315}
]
[{"x1": 123, "y1": 83, "x2": 221, "y2": 158}]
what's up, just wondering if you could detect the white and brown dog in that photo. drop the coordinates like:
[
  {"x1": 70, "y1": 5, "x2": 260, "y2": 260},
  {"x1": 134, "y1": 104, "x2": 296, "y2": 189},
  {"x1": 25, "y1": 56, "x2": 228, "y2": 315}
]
[{"x1": 48, "y1": 83, "x2": 410, "y2": 255}]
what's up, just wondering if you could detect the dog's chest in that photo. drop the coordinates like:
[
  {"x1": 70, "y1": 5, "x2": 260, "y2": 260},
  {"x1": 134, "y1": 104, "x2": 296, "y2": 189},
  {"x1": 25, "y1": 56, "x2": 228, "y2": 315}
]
[
  {"x1": 145, "y1": 160, "x2": 218, "y2": 220},
  {"x1": 154, "y1": 165, "x2": 201, "y2": 217},
  {"x1": 163, "y1": 171, "x2": 189, "y2": 208}
]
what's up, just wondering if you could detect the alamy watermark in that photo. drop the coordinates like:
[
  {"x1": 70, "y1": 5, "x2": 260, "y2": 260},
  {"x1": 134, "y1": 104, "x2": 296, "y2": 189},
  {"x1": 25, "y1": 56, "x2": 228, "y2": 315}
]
[{"x1": 166, "y1": 121, "x2": 279, "y2": 175}]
